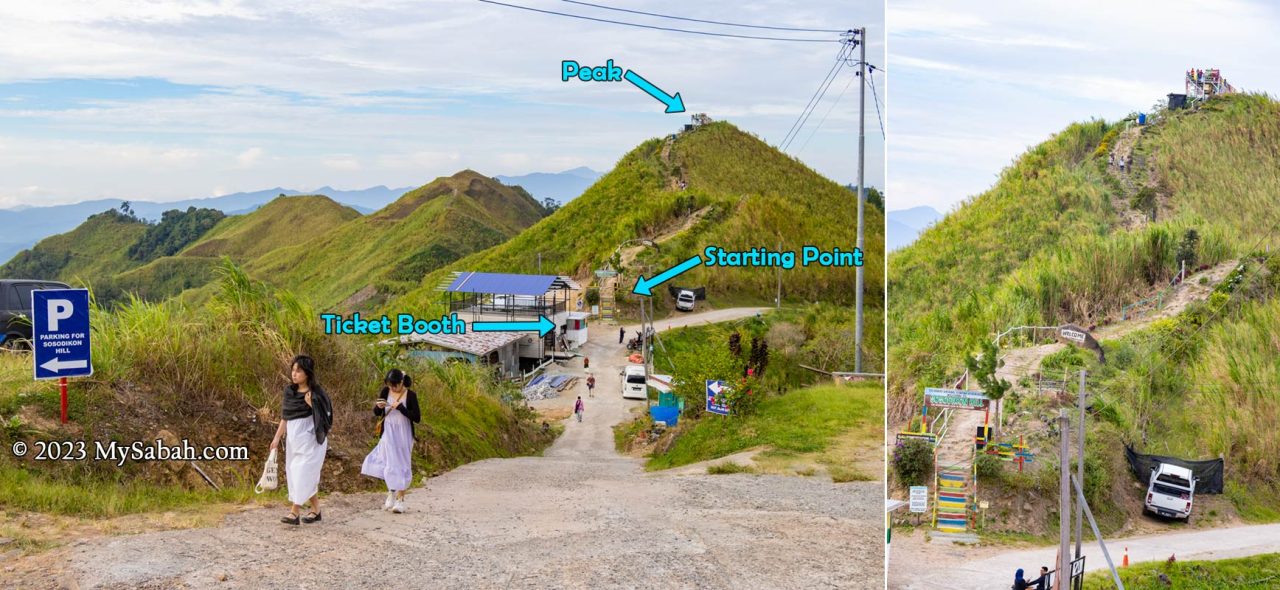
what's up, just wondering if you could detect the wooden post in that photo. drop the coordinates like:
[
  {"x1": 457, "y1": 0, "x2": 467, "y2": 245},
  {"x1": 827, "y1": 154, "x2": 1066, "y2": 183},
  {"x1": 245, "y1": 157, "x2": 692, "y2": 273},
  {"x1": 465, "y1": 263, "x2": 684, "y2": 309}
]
[{"x1": 59, "y1": 377, "x2": 68, "y2": 423}]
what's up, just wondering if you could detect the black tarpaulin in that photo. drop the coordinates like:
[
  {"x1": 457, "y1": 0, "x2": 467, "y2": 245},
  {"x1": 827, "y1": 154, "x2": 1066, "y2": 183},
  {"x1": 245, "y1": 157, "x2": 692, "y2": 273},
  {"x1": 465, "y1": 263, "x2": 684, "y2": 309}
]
[{"x1": 1125, "y1": 444, "x2": 1224, "y2": 494}]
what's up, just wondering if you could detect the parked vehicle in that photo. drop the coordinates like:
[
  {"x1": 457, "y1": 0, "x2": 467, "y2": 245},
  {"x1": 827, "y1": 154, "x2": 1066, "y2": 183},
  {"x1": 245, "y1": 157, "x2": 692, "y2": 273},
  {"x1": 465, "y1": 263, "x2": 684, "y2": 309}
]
[
  {"x1": 621, "y1": 364, "x2": 647, "y2": 399},
  {"x1": 675, "y1": 289, "x2": 696, "y2": 312},
  {"x1": 1144, "y1": 463, "x2": 1196, "y2": 519},
  {"x1": 1, "y1": 279, "x2": 73, "y2": 350}
]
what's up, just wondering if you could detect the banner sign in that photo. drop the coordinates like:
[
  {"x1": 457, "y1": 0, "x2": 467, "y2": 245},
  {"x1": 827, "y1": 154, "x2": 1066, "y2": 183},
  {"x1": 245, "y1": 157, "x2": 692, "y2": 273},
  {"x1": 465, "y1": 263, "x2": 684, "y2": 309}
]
[{"x1": 924, "y1": 387, "x2": 988, "y2": 409}]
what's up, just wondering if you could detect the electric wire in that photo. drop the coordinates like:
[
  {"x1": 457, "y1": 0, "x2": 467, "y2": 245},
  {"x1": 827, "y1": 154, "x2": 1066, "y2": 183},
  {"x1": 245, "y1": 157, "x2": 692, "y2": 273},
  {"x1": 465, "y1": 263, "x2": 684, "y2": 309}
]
[
  {"x1": 476, "y1": 0, "x2": 839, "y2": 42},
  {"x1": 559, "y1": 0, "x2": 848, "y2": 33}
]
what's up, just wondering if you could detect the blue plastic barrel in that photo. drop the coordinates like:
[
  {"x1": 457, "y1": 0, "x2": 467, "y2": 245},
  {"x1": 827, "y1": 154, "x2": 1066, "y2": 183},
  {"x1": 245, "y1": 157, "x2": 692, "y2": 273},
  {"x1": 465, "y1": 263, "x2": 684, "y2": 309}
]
[{"x1": 1138, "y1": 113, "x2": 1147, "y2": 125}]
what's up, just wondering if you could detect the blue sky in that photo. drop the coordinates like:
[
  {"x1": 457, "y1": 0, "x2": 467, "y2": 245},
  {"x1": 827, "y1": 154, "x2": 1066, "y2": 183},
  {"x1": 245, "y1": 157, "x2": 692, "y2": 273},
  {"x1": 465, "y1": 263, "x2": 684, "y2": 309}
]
[
  {"x1": 0, "y1": 1, "x2": 883, "y2": 207},
  {"x1": 889, "y1": 0, "x2": 1280, "y2": 211}
]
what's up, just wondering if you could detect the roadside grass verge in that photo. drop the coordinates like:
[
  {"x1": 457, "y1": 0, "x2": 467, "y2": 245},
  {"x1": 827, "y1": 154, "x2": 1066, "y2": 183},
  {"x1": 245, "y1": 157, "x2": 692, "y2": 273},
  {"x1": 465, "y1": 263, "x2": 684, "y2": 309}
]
[
  {"x1": 645, "y1": 383, "x2": 882, "y2": 471},
  {"x1": 1083, "y1": 552, "x2": 1280, "y2": 589}
]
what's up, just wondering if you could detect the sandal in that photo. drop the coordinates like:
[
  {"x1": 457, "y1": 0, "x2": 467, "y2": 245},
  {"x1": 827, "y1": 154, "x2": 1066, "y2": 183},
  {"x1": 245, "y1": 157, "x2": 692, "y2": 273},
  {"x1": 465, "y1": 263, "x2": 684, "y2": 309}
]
[
  {"x1": 281, "y1": 513, "x2": 300, "y2": 525},
  {"x1": 302, "y1": 511, "x2": 322, "y2": 523}
]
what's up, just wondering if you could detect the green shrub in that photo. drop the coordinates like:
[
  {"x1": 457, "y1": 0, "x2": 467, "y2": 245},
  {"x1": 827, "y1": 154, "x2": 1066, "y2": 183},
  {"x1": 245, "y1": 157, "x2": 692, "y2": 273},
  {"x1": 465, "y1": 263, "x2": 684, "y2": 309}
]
[{"x1": 893, "y1": 439, "x2": 934, "y2": 486}]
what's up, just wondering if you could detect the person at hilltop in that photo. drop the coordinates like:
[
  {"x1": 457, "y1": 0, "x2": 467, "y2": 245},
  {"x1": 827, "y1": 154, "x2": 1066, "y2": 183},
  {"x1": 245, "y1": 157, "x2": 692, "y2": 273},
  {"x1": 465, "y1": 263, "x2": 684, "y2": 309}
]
[
  {"x1": 574, "y1": 396, "x2": 585, "y2": 423},
  {"x1": 271, "y1": 354, "x2": 333, "y2": 526},
  {"x1": 586, "y1": 373, "x2": 596, "y2": 398},
  {"x1": 361, "y1": 368, "x2": 421, "y2": 514}
]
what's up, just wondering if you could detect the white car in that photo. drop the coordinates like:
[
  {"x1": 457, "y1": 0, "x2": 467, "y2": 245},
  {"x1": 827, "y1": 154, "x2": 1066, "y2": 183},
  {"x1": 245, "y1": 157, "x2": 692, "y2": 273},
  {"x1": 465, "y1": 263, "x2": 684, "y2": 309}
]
[
  {"x1": 1145, "y1": 463, "x2": 1196, "y2": 519},
  {"x1": 622, "y1": 364, "x2": 647, "y2": 399},
  {"x1": 675, "y1": 289, "x2": 696, "y2": 311}
]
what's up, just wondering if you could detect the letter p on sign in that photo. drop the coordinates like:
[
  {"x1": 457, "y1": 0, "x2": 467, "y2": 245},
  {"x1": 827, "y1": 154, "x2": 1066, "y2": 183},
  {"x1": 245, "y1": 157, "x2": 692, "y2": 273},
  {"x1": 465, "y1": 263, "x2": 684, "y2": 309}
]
[{"x1": 48, "y1": 299, "x2": 73, "y2": 332}]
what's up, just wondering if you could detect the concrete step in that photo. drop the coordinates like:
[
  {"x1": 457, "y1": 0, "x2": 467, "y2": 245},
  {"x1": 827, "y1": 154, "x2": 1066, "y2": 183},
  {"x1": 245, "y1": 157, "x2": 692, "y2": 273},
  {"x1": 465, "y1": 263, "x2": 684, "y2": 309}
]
[{"x1": 931, "y1": 531, "x2": 980, "y2": 544}]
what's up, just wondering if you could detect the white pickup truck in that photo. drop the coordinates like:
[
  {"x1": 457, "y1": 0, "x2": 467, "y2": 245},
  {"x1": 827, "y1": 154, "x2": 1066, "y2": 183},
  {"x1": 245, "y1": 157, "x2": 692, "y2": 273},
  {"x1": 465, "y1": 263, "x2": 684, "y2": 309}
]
[
  {"x1": 675, "y1": 289, "x2": 696, "y2": 312},
  {"x1": 1144, "y1": 463, "x2": 1196, "y2": 520}
]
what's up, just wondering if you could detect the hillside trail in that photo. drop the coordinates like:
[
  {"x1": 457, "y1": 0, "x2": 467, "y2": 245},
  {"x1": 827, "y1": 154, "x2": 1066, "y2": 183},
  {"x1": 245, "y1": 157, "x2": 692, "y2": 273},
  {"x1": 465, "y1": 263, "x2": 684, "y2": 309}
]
[
  {"x1": 3, "y1": 308, "x2": 883, "y2": 590},
  {"x1": 890, "y1": 521, "x2": 1280, "y2": 589},
  {"x1": 989, "y1": 258, "x2": 1238, "y2": 388},
  {"x1": 1107, "y1": 125, "x2": 1153, "y2": 231}
]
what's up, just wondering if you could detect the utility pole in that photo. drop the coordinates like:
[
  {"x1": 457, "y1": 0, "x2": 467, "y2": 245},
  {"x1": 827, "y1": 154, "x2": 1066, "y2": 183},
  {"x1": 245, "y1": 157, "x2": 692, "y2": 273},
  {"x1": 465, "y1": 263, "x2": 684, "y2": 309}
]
[
  {"x1": 851, "y1": 27, "x2": 866, "y2": 373},
  {"x1": 537, "y1": 252, "x2": 542, "y2": 274},
  {"x1": 1076, "y1": 370, "x2": 1086, "y2": 560},
  {"x1": 1056, "y1": 410, "x2": 1070, "y2": 590}
]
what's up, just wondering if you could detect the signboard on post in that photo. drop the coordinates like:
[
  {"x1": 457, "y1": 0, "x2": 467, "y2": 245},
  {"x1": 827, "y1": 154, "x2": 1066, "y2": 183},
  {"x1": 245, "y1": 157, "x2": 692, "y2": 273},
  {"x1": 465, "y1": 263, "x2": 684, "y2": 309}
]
[
  {"x1": 32, "y1": 289, "x2": 93, "y2": 380},
  {"x1": 32, "y1": 289, "x2": 92, "y2": 425},
  {"x1": 924, "y1": 387, "x2": 988, "y2": 410},
  {"x1": 909, "y1": 486, "x2": 928, "y2": 513},
  {"x1": 1059, "y1": 327, "x2": 1087, "y2": 344},
  {"x1": 705, "y1": 379, "x2": 730, "y2": 416}
]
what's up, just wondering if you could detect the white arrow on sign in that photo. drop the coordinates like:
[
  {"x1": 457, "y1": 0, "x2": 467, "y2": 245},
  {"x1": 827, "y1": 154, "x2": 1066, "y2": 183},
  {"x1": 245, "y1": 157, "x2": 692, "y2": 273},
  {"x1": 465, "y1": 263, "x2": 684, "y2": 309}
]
[
  {"x1": 708, "y1": 382, "x2": 724, "y2": 395},
  {"x1": 41, "y1": 358, "x2": 88, "y2": 373}
]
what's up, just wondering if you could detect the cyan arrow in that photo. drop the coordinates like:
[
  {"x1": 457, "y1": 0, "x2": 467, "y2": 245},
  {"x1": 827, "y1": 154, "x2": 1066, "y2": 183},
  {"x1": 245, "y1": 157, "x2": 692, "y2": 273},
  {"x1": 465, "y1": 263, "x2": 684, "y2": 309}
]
[
  {"x1": 472, "y1": 315, "x2": 557, "y2": 337},
  {"x1": 633, "y1": 255, "x2": 702, "y2": 296},
  {"x1": 623, "y1": 70, "x2": 685, "y2": 113}
]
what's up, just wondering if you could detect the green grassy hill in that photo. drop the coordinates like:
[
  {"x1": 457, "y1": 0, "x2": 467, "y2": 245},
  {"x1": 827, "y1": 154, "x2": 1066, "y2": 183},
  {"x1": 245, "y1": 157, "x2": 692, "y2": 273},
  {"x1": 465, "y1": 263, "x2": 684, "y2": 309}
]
[
  {"x1": 86, "y1": 196, "x2": 360, "y2": 305},
  {"x1": 180, "y1": 195, "x2": 361, "y2": 261},
  {"x1": 244, "y1": 170, "x2": 546, "y2": 310},
  {"x1": 889, "y1": 93, "x2": 1280, "y2": 525},
  {"x1": 392, "y1": 122, "x2": 884, "y2": 361},
  {"x1": 0, "y1": 209, "x2": 148, "y2": 285}
]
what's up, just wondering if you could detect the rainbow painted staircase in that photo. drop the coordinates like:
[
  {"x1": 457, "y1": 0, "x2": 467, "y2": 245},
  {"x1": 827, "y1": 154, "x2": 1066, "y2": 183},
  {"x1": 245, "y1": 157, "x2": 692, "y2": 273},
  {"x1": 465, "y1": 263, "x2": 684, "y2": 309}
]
[{"x1": 934, "y1": 465, "x2": 972, "y2": 534}]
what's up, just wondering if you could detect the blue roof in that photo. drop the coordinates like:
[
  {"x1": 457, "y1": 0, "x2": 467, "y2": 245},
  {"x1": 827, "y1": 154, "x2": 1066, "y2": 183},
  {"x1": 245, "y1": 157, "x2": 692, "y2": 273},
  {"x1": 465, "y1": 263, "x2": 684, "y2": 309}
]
[{"x1": 445, "y1": 272, "x2": 560, "y2": 296}]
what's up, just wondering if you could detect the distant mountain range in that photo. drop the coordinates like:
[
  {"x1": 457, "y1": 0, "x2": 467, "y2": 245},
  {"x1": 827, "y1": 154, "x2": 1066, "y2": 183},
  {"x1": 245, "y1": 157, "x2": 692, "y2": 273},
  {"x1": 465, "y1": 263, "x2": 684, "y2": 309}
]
[
  {"x1": 0, "y1": 169, "x2": 602, "y2": 267},
  {"x1": 494, "y1": 167, "x2": 601, "y2": 203},
  {"x1": 888, "y1": 205, "x2": 943, "y2": 251}
]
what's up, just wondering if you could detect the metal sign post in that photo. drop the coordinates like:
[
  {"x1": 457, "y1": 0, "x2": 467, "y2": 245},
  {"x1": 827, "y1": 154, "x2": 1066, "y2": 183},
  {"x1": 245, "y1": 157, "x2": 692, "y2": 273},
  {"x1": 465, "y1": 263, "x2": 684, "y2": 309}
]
[{"x1": 32, "y1": 289, "x2": 93, "y2": 423}]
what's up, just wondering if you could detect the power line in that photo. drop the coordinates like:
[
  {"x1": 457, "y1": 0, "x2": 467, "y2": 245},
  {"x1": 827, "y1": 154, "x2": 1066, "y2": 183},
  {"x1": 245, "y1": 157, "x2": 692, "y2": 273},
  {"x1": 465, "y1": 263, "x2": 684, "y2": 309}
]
[
  {"x1": 795, "y1": 69, "x2": 855, "y2": 154},
  {"x1": 868, "y1": 65, "x2": 885, "y2": 138},
  {"x1": 780, "y1": 43, "x2": 851, "y2": 151},
  {"x1": 560, "y1": 0, "x2": 848, "y2": 33},
  {"x1": 476, "y1": 0, "x2": 839, "y2": 42}
]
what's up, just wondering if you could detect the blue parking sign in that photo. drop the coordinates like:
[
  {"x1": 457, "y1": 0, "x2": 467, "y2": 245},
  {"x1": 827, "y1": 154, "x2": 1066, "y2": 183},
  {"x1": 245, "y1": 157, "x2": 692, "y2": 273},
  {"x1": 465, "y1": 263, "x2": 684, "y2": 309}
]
[
  {"x1": 32, "y1": 289, "x2": 93, "y2": 380},
  {"x1": 706, "y1": 379, "x2": 730, "y2": 416}
]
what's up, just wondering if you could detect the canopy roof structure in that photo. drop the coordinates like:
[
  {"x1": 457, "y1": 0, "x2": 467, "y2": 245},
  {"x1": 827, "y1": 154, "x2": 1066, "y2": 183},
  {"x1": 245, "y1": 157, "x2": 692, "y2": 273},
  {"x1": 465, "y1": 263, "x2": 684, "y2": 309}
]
[{"x1": 443, "y1": 272, "x2": 578, "y2": 296}]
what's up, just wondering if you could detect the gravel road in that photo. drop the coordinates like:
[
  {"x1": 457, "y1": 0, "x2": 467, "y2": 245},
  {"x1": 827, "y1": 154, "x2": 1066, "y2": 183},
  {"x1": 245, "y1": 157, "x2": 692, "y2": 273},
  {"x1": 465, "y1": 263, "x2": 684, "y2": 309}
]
[{"x1": 4, "y1": 308, "x2": 883, "y2": 589}]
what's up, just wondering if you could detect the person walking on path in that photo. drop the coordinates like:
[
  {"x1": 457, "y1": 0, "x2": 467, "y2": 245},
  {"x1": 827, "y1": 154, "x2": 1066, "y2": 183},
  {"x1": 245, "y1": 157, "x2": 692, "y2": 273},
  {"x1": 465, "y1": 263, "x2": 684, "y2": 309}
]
[
  {"x1": 361, "y1": 368, "x2": 420, "y2": 514},
  {"x1": 619, "y1": 326, "x2": 625, "y2": 344},
  {"x1": 586, "y1": 374, "x2": 596, "y2": 398},
  {"x1": 271, "y1": 354, "x2": 333, "y2": 526},
  {"x1": 574, "y1": 396, "x2": 585, "y2": 422}
]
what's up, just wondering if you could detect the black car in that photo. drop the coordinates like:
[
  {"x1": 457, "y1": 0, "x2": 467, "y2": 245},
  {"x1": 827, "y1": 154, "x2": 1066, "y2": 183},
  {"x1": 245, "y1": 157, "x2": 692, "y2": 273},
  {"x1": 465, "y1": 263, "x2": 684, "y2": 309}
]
[{"x1": 1, "y1": 279, "x2": 72, "y2": 350}]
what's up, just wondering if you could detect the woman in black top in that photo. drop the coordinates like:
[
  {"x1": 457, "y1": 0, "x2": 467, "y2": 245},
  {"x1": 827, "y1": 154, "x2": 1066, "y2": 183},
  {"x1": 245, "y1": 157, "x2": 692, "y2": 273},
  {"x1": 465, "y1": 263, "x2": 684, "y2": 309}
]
[
  {"x1": 360, "y1": 368, "x2": 420, "y2": 513},
  {"x1": 270, "y1": 355, "x2": 333, "y2": 525}
]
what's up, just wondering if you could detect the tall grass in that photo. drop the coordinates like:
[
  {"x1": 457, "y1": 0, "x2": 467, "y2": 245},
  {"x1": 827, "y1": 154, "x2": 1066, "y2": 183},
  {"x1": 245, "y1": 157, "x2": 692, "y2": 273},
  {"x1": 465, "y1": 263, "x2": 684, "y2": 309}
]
[{"x1": 890, "y1": 98, "x2": 1275, "y2": 419}]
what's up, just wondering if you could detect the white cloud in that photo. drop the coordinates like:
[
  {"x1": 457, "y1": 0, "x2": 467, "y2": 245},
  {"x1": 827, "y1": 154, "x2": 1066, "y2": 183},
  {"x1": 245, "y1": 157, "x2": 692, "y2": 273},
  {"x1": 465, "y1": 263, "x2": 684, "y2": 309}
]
[{"x1": 236, "y1": 146, "x2": 264, "y2": 167}]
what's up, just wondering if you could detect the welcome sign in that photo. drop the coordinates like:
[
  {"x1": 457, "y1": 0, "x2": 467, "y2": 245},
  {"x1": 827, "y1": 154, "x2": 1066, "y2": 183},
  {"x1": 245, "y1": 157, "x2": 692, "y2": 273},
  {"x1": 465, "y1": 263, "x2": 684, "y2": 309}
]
[{"x1": 924, "y1": 387, "x2": 989, "y2": 409}]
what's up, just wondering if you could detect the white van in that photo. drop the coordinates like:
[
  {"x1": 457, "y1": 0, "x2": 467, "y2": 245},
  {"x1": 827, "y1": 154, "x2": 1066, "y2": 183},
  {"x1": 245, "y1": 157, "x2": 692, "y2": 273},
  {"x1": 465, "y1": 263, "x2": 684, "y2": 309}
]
[
  {"x1": 1145, "y1": 463, "x2": 1196, "y2": 519},
  {"x1": 622, "y1": 364, "x2": 647, "y2": 399}
]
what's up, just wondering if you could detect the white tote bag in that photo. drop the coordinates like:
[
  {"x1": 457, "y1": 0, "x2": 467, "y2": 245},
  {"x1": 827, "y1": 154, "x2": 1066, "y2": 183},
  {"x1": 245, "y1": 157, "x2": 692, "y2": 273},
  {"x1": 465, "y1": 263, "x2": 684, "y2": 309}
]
[{"x1": 254, "y1": 448, "x2": 279, "y2": 494}]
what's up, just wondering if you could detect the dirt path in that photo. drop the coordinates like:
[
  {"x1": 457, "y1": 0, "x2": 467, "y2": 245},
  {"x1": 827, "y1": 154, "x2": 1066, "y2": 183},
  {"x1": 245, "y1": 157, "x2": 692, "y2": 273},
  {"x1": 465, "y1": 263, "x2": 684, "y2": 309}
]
[
  {"x1": 889, "y1": 522, "x2": 1280, "y2": 589},
  {"x1": 3, "y1": 308, "x2": 883, "y2": 590}
]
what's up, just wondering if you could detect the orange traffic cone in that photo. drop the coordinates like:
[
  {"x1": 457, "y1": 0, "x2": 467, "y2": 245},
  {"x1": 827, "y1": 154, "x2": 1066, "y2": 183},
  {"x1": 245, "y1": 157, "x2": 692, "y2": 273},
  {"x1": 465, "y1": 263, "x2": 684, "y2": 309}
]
[{"x1": 1123, "y1": 547, "x2": 1129, "y2": 567}]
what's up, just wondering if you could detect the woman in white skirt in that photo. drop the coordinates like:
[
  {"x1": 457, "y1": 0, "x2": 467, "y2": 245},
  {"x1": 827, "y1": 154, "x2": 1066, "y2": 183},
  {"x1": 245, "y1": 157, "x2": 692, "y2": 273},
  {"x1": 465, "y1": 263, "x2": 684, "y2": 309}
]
[
  {"x1": 361, "y1": 368, "x2": 420, "y2": 513},
  {"x1": 270, "y1": 354, "x2": 333, "y2": 525}
]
